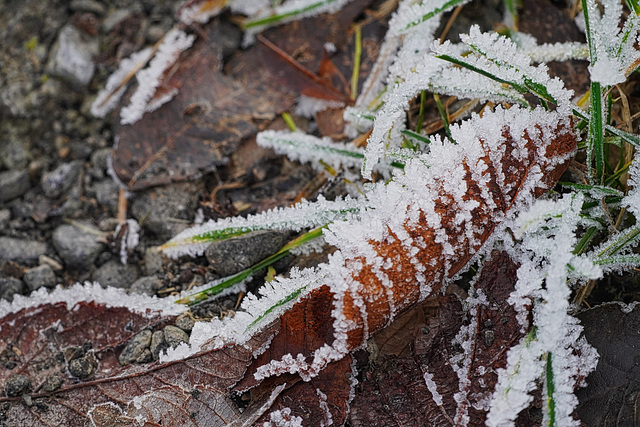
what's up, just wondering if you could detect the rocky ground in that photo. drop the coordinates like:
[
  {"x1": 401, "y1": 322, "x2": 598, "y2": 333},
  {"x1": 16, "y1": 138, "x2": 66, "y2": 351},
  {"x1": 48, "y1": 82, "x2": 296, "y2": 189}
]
[{"x1": 0, "y1": 0, "x2": 259, "y2": 309}]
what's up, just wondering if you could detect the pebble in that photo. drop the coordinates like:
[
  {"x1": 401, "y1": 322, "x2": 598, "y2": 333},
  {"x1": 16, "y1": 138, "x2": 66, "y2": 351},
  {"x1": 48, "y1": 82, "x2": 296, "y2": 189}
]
[
  {"x1": 91, "y1": 260, "x2": 139, "y2": 289},
  {"x1": 102, "y1": 9, "x2": 133, "y2": 33},
  {"x1": 92, "y1": 179, "x2": 119, "y2": 213},
  {"x1": 46, "y1": 24, "x2": 99, "y2": 88},
  {"x1": 0, "y1": 169, "x2": 30, "y2": 202},
  {"x1": 150, "y1": 330, "x2": 168, "y2": 360},
  {"x1": 163, "y1": 325, "x2": 189, "y2": 348},
  {"x1": 143, "y1": 248, "x2": 163, "y2": 275},
  {"x1": 23, "y1": 264, "x2": 57, "y2": 291},
  {"x1": 69, "y1": 0, "x2": 106, "y2": 16},
  {"x1": 0, "y1": 277, "x2": 25, "y2": 301},
  {"x1": 0, "y1": 237, "x2": 47, "y2": 263},
  {"x1": 0, "y1": 137, "x2": 29, "y2": 170},
  {"x1": 52, "y1": 224, "x2": 106, "y2": 270},
  {"x1": 41, "y1": 161, "x2": 83, "y2": 199},
  {"x1": 131, "y1": 181, "x2": 201, "y2": 241},
  {"x1": 129, "y1": 275, "x2": 162, "y2": 296},
  {"x1": 88, "y1": 147, "x2": 112, "y2": 179},
  {"x1": 0, "y1": 209, "x2": 11, "y2": 229},
  {"x1": 119, "y1": 330, "x2": 152, "y2": 366},
  {"x1": 4, "y1": 374, "x2": 31, "y2": 397},
  {"x1": 175, "y1": 314, "x2": 195, "y2": 332},
  {"x1": 42, "y1": 373, "x2": 65, "y2": 393},
  {"x1": 68, "y1": 353, "x2": 97, "y2": 379},
  {"x1": 205, "y1": 230, "x2": 291, "y2": 277}
]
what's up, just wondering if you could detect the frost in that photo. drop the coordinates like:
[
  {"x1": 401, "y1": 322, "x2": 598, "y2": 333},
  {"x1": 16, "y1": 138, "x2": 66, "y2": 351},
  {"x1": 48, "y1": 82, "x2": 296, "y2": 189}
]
[
  {"x1": 0, "y1": 282, "x2": 186, "y2": 320},
  {"x1": 423, "y1": 371, "x2": 444, "y2": 406},
  {"x1": 582, "y1": 0, "x2": 640, "y2": 85},
  {"x1": 120, "y1": 28, "x2": 195, "y2": 125},
  {"x1": 295, "y1": 95, "x2": 345, "y2": 118},
  {"x1": 265, "y1": 407, "x2": 304, "y2": 427},
  {"x1": 622, "y1": 150, "x2": 640, "y2": 218},
  {"x1": 161, "y1": 195, "x2": 365, "y2": 259},
  {"x1": 242, "y1": 0, "x2": 354, "y2": 46},
  {"x1": 90, "y1": 48, "x2": 154, "y2": 118},
  {"x1": 114, "y1": 219, "x2": 141, "y2": 265},
  {"x1": 488, "y1": 194, "x2": 600, "y2": 426}
]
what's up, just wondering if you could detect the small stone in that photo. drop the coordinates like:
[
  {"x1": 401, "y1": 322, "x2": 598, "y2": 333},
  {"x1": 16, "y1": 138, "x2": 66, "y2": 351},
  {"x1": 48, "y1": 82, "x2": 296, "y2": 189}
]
[
  {"x1": 42, "y1": 373, "x2": 65, "y2": 393},
  {"x1": 163, "y1": 325, "x2": 189, "y2": 348},
  {"x1": 70, "y1": 0, "x2": 106, "y2": 15},
  {"x1": 0, "y1": 209, "x2": 11, "y2": 229},
  {"x1": 41, "y1": 161, "x2": 83, "y2": 199},
  {"x1": 131, "y1": 181, "x2": 200, "y2": 240},
  {"x1": 119, "y1": 330, "x2": 152, "y2": 366},
  {"x1": 5, "y1": 374, "x2": 30, "y2": 397},
  {"x1": 62, "y1": 346, "x2": 84, "y2": 362},
  {"x1": 135, "y1": 348, "x2": 153, "y2": 364},
  {"x1": 68, "y1": 353, "x2": 96, "y2": 379},
  {"x1": 129, "y1": 276, "x2": 162, "y2": 296},
  {"x1": 0, "y1": 137, "x2": 29, "y2": 170},
  {"x1": 175, "y1": 314, "x2": 195, "y2": 333},
  {"x1": 0, "y1": 169, "x2": 30, "y2": 202},
  {"x1": 93, "y1": 179, "x2": 119, "y2": 213},
  {"x1": 143, "y1": 248, "x2": 163, "y2": 275},
  {"x1": 46, "y1": 25, "x2": 99, "y2": 88},
  {"x1": 0, "y1": 278, "x2": 25, "y2": 302},
  {"x1": 52, "y1": 225, "x2": 105, "y2": 270},
  {"x1": 23, "y1": 264, "x2": 57, "y2": 291},
  {"x1": 150, "y1": 330, "x2": 168, "y2": 361},
  {"x1": 91, "y1": 261, "x2": 139, "y2": 289},
  {"x1": 102, "y1": 9, "x2": 133, "y2": 32},
  {"x1": 205, "y1": 230, "x2": 291, "y2": 277},
  {"x1": 0, "y1": 237, "x2": 47, "y2": 263},
  {"x1": 88, "y1": 148, "x2": 112, "y2": 179}
]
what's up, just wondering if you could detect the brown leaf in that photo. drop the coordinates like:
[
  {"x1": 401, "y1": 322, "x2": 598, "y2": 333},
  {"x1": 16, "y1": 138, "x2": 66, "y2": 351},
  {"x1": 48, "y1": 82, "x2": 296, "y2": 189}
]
[
  {"x1": 0, "y1": 299, "x2": 275, "y2": 426},
  {"x1": 349, "y1": 251, "x2": 528, "y2": 426}
]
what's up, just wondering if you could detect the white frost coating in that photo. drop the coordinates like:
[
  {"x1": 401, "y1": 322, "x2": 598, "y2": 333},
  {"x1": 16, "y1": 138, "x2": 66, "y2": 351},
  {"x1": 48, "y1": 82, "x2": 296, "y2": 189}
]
[
  {"x1": 316, "y1": 388, "x2": 334, "y2": 426},
  {"x1": 424, "y1": 371, "x2": 444, "y2": 406},
  {"x1": 265, "y1": 407, "x2": 304, "y2": 427},
  {"x1": 295, "y1": 95, "x2": 345, "y2": 118},
  {"x1": 583, "y1": 0, "x2": 640, "y2": 85},
  {"x1": 115, "y1": 219, "x2": 141, "y2": 265},
  {"x1": 488, "y1": 194, "x2": 600, "y2": 426},
  {"x1": 242, "y1": 0, "x2": 353, "y2": 46},
  {"x1": 90, "y1": 47, "x2": 154, "y2": 118},
  {"x1": 120, "y1": 28, "x2": 195, "y2": 125},
  {"x1": 258, "y1": 130, "x2": 364, "y2": 171},
  {"x1": 623, "y1": 150, "x2": 640, "y2": 218},
  {"x1": 161, "y1": 195, "x2": 365, "y2": 259},
  {"x1": 0, "y1": 282, "x2": 186, "y2": 319}
]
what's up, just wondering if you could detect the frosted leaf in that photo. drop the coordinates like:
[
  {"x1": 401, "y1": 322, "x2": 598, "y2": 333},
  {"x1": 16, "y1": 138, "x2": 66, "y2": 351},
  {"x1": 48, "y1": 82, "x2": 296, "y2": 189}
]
[
  {"x1": 0, "y1": 281, "x2": 186, "y2": 320},
  {"x1": 265, "y1": 407, "x2": 304, "y2": 427},
  {"x1": 120, "y1": 28, "x2": 195, "y2": 125},
  {"x1": 582, "y1": 0, "x2": 640, "y2": 85},
  {"x1": 161, "y1": 195, "x2": 365, "y2": 259},
  {"x1": 90, "y1": 47, "x2": 154, "y2": 118}
]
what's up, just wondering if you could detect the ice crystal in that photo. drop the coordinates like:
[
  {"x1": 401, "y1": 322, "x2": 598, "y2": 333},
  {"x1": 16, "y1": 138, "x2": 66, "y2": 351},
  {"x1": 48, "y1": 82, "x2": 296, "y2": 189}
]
[
  {"x1": 120, "y1": 28, "x2": 195, "y2": 125},
  {"x1": 487, "y1": 194, "x2": 600, "y2": 425},
  {"x1": 582, "y1": 0, "x2": 640, "y2": 86},
  {"x1": 623, "y1": 150, "x2": 640, "y2": 218},
  {"x1": 90, "y1": 47, "x2": 154, "y2": 118},
  {"x1": 0, "y1": 282, "x2": 186, "y2": 319}
]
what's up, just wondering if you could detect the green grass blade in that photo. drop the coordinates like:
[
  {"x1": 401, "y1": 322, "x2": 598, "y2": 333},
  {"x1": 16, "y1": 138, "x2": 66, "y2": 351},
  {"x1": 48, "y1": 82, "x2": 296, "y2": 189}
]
[
  {"x1": 401, "y1": 0, "x2": 470, "y2": 32},
  {"x1": 245, "y1": 285, "x2": 308, "y2": 332},
  {"x1": 597, "y1": 226, "x2": 640, "y2": 257},
  {"x1": 176, "y1": 227, "x2": 326, "y2": 305},
  {"x1": 243, "y1": 0, "x2": 342, "y2": 29},
  {"x1": 546, "y1": 352, "x2": 557, "y2": 427}
]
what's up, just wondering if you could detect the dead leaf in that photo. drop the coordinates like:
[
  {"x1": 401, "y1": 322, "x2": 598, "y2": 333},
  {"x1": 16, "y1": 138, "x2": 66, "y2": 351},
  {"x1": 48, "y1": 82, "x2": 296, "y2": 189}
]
[{"x1": 0, "y1": 299, "x2": 274, "y2": 426}]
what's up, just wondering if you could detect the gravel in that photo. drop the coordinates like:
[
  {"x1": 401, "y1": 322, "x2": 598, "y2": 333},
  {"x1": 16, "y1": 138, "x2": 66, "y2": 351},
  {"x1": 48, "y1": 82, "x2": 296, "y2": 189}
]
[
  {"x1": 0, "y1": 170, "x2": 31, "y2": 203},
  {"x1": 0, "y1": 237, "x2": 48, "y2": 264},
  {"x1": 91, "y1": 260, "x2": 139, "y2": 289},
  {"x1": 23, "y1": 264, "x2": 57, "y2": 290},
  {"x1": 41, "y1": 161, "x2": 83, "y2": 199},
  {"x1": 0, "y1": 278, "x2": 25, "y2": 302},
  {"x1": 119, "y1": 330, "x2": 152, "y2": 366},
  {"x1": 52, "y1": 224, "x2": 106, "y2": 270}
]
